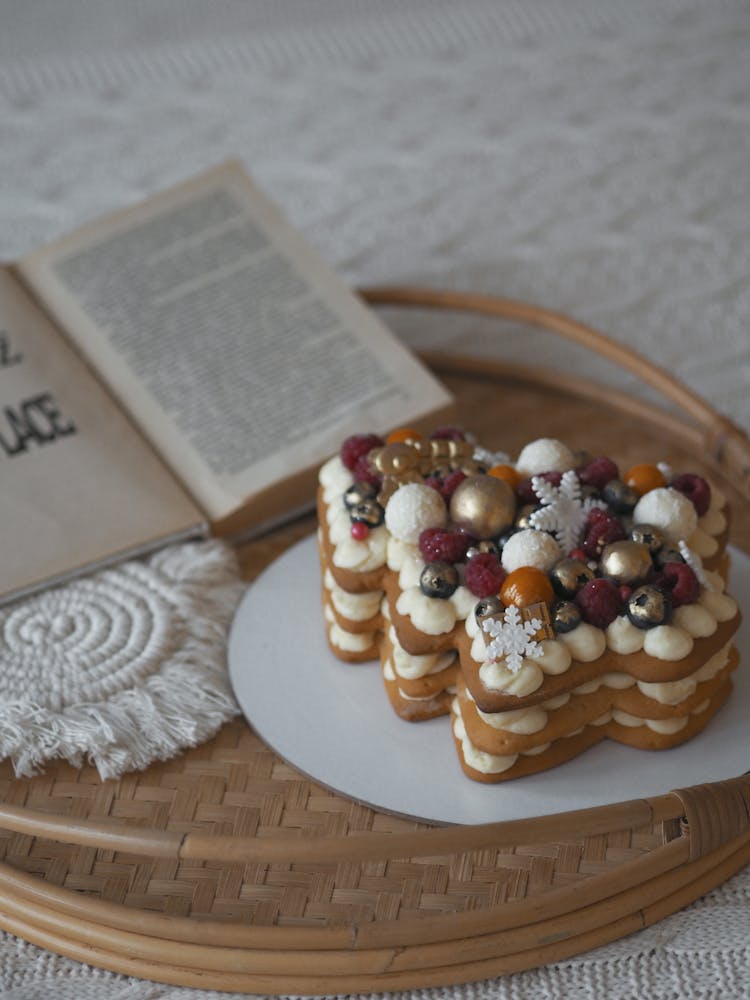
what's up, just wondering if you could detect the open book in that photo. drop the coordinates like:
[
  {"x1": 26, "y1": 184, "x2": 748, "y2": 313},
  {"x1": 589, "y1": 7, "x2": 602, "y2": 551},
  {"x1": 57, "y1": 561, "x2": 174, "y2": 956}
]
[{"x1": 1, "y1": 161, "x2": 453, "y2": 605}]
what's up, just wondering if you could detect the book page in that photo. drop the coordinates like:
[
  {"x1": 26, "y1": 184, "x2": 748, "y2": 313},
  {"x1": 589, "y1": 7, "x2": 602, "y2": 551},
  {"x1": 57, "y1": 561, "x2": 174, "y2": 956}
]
[
  {"x1": 0, "y1": 268, "x2": 204, "y2": 604},
  {"x1": 19, "y1": 161, "x2": 452, "y2": 524}
]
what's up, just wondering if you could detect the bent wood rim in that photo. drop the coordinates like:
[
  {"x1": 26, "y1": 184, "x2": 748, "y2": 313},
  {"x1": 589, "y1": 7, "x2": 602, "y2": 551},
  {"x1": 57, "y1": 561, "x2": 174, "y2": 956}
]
[
  {"x1": 0, "y1": 837, "x2": 688, "y2": 953},
  {"x1": 1, "y1": 832, "x2": 749, "y2": 994}
]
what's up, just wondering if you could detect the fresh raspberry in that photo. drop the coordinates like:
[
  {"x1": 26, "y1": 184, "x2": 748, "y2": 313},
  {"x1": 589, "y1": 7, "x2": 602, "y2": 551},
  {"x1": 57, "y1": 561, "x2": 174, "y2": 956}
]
[
  {"x1": 439, "y1": 469, "x2": 467, "y2": 501},
  {"x1": 583, "y1": 513, "x2": 626, "y2": 559},
  {"x1": 586, "y1": 507, "x2": 612, "y2": 527},
  {"x1": 517, "y1": 471, "x2": 562, "y2": 504},
  {"x1": 671, "y1": 473, "x2": 711, "y2": 517},
  {"x1": 655, "y1": 562, "x2": 700, "y2": 607},
  {"x1": 352, "y1": 453, "x2": 381, "y2": 488},
  {"x1": 575, "y1": 578, "x2": 622, "y2": 628},
  {"x1": 419, "y1": 527, "x2": 473, "y2": 564},
  {"x1": 340, "y1": 433, "x2": 383, "y2": 471},
  {"x1": 464, "y1": 552, "x2": 507, "y2": 598},
  {"x1": 350, "y1": 521, "x2": 370, "y2": 541},
  {"x1": 430, "y1": 426, "x2": 466, "y2": 441},
  {"x1": 579, "y1": 457, "x2": 620, "y2": 491}
]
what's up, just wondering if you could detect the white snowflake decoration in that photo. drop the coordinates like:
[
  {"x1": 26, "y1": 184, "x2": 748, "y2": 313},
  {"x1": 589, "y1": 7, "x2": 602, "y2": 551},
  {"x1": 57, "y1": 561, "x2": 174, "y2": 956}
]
[
  {"x1": 657, "y1": 461, "x2": 674, "y2": 483},
  {"x1": 678, "y1": 539, "x2": 713, "y2": 591},
  {"x1": 529, "y1": 470, "x2": 607, "y2": 553},
  {"x1": 473, "y1": 445, "x2": 510, "y2": 468},
  {"x1": 481, "y1": 606, "x2": 543, "y2": 674}
]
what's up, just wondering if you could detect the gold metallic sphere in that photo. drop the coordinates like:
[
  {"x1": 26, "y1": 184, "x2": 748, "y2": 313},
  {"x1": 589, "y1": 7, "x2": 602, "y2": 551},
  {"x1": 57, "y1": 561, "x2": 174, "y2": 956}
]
[
  {"x1": 372, "y1": 443, "x2": 418, "y2": 474},
  {"x1": 599, "y1": 540, "x2": 653, "y2": 585},
  {"x1": 449, "y1": 475, "x2": 517, "y2": 539}
]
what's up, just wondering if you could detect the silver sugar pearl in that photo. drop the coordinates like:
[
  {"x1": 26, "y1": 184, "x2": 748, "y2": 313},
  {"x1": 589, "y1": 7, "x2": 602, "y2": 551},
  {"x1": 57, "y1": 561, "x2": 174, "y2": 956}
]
[
  {"x1": 602, "y1": 478, "x2": 639, "y2": 514},
  {"x1": 467, "y1": 539, "x2": 502, "y2": 560},
  {"x1": 350, "y1": 498, "x2": 385, "y2": 527},
  {"x1": 474, "y1": 595, "x2": 503, "y2": 622},
  {"x1": 344, "y1": 480, "x2": 378, "y2": 510},
  {"x1": 551, "y1": 600, "x2": 582, "y2": 634},
  {"x1": 630, "y1": 523, "x2": 664, "y2": 554},
  {"x1": 514, "y1": 503, "x2": 538, "y2": 531},
  {"x1": 655, "y1": 545, "x2": 685, "y2": 569},
  {"x1": 550, "y1": 558, "x2": 596, "y2": 599},
  {"x1": 420, "y1": 561, "x2": 460, "y2": 600}
]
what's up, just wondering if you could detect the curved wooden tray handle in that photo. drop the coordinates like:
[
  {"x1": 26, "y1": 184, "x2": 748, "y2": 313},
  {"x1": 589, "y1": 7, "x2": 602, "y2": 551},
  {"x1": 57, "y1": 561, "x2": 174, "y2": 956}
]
[{"x1": 359, "y1": 286, "x2": 750, "y2": 501}]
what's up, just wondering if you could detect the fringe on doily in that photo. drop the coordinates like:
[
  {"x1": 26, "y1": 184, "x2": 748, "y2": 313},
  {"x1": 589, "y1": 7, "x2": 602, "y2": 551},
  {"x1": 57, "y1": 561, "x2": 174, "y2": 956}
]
[{"x1": 0, "y1": 541, "x2": 244, "y2": 780}]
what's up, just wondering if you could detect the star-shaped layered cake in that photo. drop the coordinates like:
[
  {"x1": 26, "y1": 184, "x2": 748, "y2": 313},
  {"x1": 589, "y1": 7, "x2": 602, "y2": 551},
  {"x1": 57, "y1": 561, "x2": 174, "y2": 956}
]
[{"x1": 317, "y1": 429, "x2": 741, "y2": 782}]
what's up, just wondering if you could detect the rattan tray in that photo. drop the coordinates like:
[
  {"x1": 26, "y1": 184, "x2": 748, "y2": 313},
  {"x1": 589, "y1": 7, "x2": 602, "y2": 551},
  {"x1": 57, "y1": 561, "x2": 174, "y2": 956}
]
[{"x1": 1, "y1": 287, "x2": 749, "y2": 995}]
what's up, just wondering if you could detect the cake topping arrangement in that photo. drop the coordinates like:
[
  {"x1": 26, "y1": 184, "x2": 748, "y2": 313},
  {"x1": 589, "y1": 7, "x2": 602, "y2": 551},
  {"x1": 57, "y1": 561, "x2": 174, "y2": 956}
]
[{"x1": 319, "y1": 428, "x2": 740, "y2": 783}]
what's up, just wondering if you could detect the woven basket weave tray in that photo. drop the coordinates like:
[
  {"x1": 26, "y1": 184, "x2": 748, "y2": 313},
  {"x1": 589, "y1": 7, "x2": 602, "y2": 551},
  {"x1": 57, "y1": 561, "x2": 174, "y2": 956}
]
[{"x1": 0, "y1": 289, "x2": 748, "y2": 994}]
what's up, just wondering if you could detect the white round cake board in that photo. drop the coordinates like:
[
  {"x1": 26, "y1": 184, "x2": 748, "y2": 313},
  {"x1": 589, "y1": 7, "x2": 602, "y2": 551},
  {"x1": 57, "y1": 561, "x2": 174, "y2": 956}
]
[{"x1": 228, "y1": 535, "x2": 750, "y2": 825}]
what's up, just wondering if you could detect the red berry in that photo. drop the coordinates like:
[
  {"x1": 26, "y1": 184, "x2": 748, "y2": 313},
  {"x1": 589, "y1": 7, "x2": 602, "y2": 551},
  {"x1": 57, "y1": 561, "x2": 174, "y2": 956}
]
[
  {"x1": 517, "y1": 471, "x2": 562, "y2": 504},
  {"x1": 430, "y1": 426, "x2": 466, "y2": 441},
  {"x1": 340, "y1": 433, "x2": 384, "y2": 471},
  {"x1": 439, "y1": 469, "x2": 467, "y2": 501},
  {"x1": 575, "y1": 578, "x2": 622, "y2": 628},
  {"x1": 580, "y1": 457, "x2": 620, "y2": 491},
  {"x1": 352, "y1": 453, "x2": 381, "y2": 488},
  {"x1": 464, "y1": 552, "x2": 507, "y2": 598},
  {"x1": 583, "y1": 514, "x2": 626, "y2": 559},
  {"x1": 419, "y1": 527, "x2": 473, "y2": 564},
  {"x1": 424, "y1": 475, "x2": 443, "y2": 492},
  {"x1": 350, "y1": 521, "x2": 370, "y2": 541},
  {"x1": 569, "y1": 547, "x2": 587, "y2": 562},
  {"x1": 671, "y1": 473, "x2": 711, "y2": 517},
  {"x1": 619, "y1": 585, "x2": 633, "y2": 603},
  {"x1": 656, "y1": 562, "x2": 700, "y2": 607}
]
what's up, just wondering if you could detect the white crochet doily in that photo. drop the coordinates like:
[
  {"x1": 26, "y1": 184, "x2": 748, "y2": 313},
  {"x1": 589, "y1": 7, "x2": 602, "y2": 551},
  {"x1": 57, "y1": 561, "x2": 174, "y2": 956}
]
[{"x1": 0, "y1": 540, "x2": 243, "y2": 779}]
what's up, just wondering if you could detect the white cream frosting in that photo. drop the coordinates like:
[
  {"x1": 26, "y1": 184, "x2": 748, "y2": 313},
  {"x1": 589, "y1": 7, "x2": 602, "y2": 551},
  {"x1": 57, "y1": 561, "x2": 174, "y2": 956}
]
[
  {"x1": 332, "y1": 527, "x2": 388, "y2": 572},
  {"x1": 478, "y1": 658, "x2": 544, "y2": 697},
  {"x1": 687, "y1": 526, "x2": 718, "y2": 558},
  {"x1": 606, "y1": 616, "x2": 645, "y2": 654},
  {"x1": 389, "y1": 626, "x2": 457, "y2": 679},
  {"x1": 559, "y1": 623, "x2": 607, "y2": 662},
  {"x1": 452, "y1": 711, "x2": 519, "y2": 774},
  {"x1": 612, "y1": 709, "x2": 688, "y2": 734},
  {"x1": 324, "y1": 605, "x2": 375, "y2": 653},
  {"x1": 699, "y1": 507, "x2": 726, "y2": 535},
  {"x1": 319, "y1": 454, "x2": 353, "y2": 502},
  {"x1": 672, "y1": 603, "x2": 717, "y2": 638},
  {"x1": 396, "y1": 587, "x2": 457, "y2": 635},
  {"x1": 643, "y1": 625, "x2": 694, "y2": 661},
  {"x1": 324, "y1": 569, "x2": 382, "y2": 621},
  {"x1": 699, "y1": 590, "x2": 738, "y2": 622}
]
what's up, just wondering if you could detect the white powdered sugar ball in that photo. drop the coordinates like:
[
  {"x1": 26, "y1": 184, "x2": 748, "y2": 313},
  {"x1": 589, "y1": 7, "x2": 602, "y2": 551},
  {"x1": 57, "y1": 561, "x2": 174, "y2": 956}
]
[
  {"x1": 516, "y1": 438, "x2": 575, "y2": 476},
  {"x1": 501, "y1": 528, "x2": 562, "y2": 573},
  {"x1": 385, "y1": 483, "x2": 447, "y2": 544},
  {"x1": 632, "y1": 487, "x2": 698, "y2": 543}
]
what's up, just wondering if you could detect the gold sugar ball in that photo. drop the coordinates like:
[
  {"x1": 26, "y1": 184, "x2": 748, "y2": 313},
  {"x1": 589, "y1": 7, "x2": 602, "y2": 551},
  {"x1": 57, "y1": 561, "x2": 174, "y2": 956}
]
[
  {"x1": 449, "y1": 475, "x2": 517, "y2": 539},
  {"x1": 600, "y1": 540, "x2": 653, "y2": 585}
]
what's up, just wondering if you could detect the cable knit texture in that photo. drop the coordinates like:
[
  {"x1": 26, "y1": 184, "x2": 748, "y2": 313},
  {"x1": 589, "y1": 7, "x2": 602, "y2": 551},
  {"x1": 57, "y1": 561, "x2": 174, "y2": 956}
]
[
  {"x1": 0, "y1": 0, "x2": 749, "y2": 997},
  {"x1": 0, "y1": 541, "x2": 242, "y2": 779}
]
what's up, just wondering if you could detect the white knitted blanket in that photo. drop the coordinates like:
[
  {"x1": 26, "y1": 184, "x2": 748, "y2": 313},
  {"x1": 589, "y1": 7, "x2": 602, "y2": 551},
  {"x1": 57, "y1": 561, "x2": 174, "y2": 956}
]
[{"x1": 1, "y1": 0, "x2": 749, "y2": 997}]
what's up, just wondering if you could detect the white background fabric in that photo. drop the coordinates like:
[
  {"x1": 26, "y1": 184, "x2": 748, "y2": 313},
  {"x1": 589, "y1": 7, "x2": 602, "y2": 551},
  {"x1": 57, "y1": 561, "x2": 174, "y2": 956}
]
[{"x1": 1, "y1": 1, "x2": 749, "y2": 996}]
